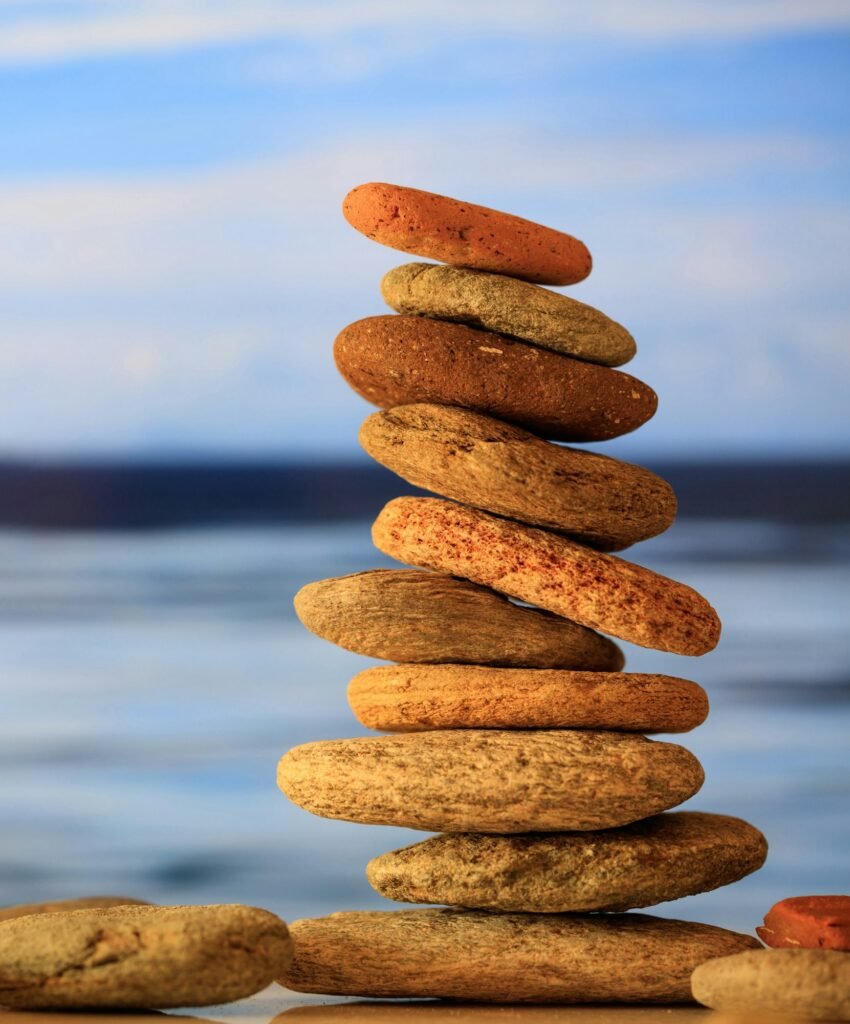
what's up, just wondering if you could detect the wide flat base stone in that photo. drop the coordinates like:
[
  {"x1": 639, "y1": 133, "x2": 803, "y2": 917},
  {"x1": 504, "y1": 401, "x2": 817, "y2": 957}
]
[{"x1": 281, "y1": 909, "x2": 759, "y2": 1004}]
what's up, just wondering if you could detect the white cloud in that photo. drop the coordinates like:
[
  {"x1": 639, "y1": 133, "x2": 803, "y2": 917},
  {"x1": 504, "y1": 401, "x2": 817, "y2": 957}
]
[
  {"x1": 0, "y1": 125, "x2": 847, "y2": 455},
  {"x1": 0, "y1": 128, "x2": 836, "y2": 294},
  {"x1": 0, "y1": 0, "x2": 848, "y2": 67}
]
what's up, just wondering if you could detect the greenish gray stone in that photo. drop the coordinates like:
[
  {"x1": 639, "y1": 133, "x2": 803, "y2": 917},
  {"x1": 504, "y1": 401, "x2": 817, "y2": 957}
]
[{"x1": 381, "y1": 262, "x2": 636, "y2": 366}]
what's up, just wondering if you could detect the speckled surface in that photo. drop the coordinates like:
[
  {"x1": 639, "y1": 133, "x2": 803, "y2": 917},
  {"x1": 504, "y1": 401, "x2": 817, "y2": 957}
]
[
  {"x1": 334, "y1": 316, "x2": 657, "y2": 443},
  {"x1": 277, "y1": 729, "x2": 704, "y2": 833},
  {"x1": 347, "y1": 665, "x2": 706, "y2": 733},
  {"x1": 366, "y1": 812, "x2": 766, "y2": 913},
  {"x1": 343, "y1": 183, "x2": 592, "y2": 286},
  {"x1": 282, "y1": 909, "x2": 758, "y2": 1003},
  {"x1": 372, "y1": 498, "x2": 721, "y2": 655},
  {"x1": 381, "y1": 263, "x2": 633, "y2": 365}
]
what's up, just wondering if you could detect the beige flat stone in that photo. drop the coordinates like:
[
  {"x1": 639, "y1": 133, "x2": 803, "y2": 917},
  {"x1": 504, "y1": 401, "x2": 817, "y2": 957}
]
[
  {"x1": 372, "y1": 497, "x2": 721, "y2": 656},
  {"x1": 277, "y1": 729, "x2": 703, "y2": 833},
  {"x1": 691, "y1": 949, "x2": 850, "y2": 1020},
  {"x1": 382, "y1": 263, "x2": 636, "y2": 365},
  {"x1": 280, "y1": 908, "x2": 759, "y2": 1003},
  {"x1": 0, "y1": 896, "x2": 151, "y2": 922},
  {"x1": 367, "y1": 811, "x2": 767, "y2": 912},
  {"x1": 0, "y1": 904, "x2": 292, "y2": 1009},
  {"x1": 296, "y1": 570, "x2": 623, "y2": 671},
  {"x1": 349, "y1": 664, "x2": 706, "y2": 733},
  {"x1": 359, "y1": 405, "x2": 675, "y2": 551}
]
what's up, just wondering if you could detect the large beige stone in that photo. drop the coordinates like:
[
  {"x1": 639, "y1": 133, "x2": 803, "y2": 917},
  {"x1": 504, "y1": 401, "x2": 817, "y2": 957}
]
[
  {"x1": 367, "y1": 812, "x2": 767, "y2": 912},
  {"x1": 277, "y1": 730, "x2": 704, "y2": 833},
  {"x1": 296, "y1": 570, "x2": 623, "y2": 671},
  {"x1": 0, "y1": 904, "x2": 292, "y2": 1009},
  {"x1": 372, "y1": 497, "x2": 721, "y2": 656},
  {"x1": 359, "y1": 405, "x2": 675, "y2": 551},
  {"x1": 691, "y1": 949, "x2": 850, "y2": 1020},
  {"x1": 381, "y1": 263, "x2": 636, "y2": 365},
  {"x1": 348, "y1": 664, "x2": 706, "y2": 733},
  {"x1": 281, "y1": 909, "x2": 760, "y2": 1003}
]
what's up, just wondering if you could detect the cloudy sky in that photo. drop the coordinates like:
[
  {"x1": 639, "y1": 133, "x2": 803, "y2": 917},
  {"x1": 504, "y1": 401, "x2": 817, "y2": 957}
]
[{"x1": 1, "y1": 1, "x2": 849, "y2": 460}]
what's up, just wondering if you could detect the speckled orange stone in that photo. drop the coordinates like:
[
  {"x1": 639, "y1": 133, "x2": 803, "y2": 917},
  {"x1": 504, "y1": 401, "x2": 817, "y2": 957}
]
[
  {"x1": 372, "y1": 497, "x2": 721, "y2": 656},
  {"x1": 342, "y1": 182, "x2": 592, "y2": 285}
]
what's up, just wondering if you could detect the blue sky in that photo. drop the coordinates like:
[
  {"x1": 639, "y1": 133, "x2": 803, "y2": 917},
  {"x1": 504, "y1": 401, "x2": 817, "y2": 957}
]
[{"x1": 1, "y1": 1, "x2": 849, "y2": 460}]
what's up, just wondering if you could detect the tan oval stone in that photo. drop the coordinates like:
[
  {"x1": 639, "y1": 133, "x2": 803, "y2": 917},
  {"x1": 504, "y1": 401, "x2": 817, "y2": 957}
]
[
  {"x1": 0, "y1": 904, "x2": 293, "y2": 1009},
  {"x1": 381, "y1": 262, "x2": 636, "y2": 366},
  {"x1": 296, "y1": 570, "x2": 623, "y2": 671},
  {"x1": 348, "y1": 665, "x2": 707, "y2": 733},
  {"x1": 359, "y1": 404, "x2": 676, "y2": 551},
  {"x1": 372, "y1": 497, "x2": 721, "y2": 656},
  {"x1": 277, "y1": 730, "x2": 704, "y2": 833},
  {"x1": 366, "y1": 812, "x2": 767, "y2": 913},
  {"x1": 281, "y1": 908, "x2": 760, "y2": 1003},
  {"x1": 691, "y1": 949, "x2": 850, "y2": 1020},
  {"x1": 0, "y1": 896, "x2": 151, "y2": 923},
  {"x1": 334, "y1": 316, "x2": 657, "y2": 443}
]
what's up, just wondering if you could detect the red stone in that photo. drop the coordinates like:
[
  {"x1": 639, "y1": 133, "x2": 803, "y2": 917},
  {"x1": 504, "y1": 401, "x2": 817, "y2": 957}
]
[{"x1": 757, "y1": 895, "x2": 850, "y2": 951}]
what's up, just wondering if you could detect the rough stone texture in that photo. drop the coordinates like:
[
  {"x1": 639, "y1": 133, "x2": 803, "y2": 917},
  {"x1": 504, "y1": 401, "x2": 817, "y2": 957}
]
[
  {"x1": 348, "y1": 665, "x2": 707, "y2": 734},
  {"x1": 342, "y1": 183, "x2": 592, "y2": 286},
  {"x1": 0, "y1": 904, "x2": 293, "y2": 1009},
  {"x1": 372, "y1": 498, "x2": 721, "y2": 656},
  {"x1": 281, "y1": 909, "x2": 759, "y2": 1003},
  {"x1": 366, "y1": 812, "x2": 767, "y2": 913},
  {"x1": 335, "y1": 316, "x2": 657, "y2": 443},
  {"x1": 359, "y1": 405, "x2": 676, "y2": 550},
  {"x1": 296, "y1": 570, "x2": 623, "y2": 671},
  {"x1": 277, "y1": 730, "x2": 704, "y2": 833},
  {"x1": 756, "y1": 895, "x2": 850, "y2": 950},
  {"x1": 691, "y1": 949, "x2": 850, "y2": 1020},
  {"x1": 0, "y1": 896, "x2": 151, "y2": 923},
  {"x1": 381, "y1": 262, "x2": 635, "y2": 365}
]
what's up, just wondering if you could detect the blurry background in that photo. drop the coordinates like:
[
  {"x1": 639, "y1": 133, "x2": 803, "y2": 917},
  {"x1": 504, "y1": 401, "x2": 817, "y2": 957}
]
[{"x1": 1, "y1": 1, "x2": 848, "y2": 934}]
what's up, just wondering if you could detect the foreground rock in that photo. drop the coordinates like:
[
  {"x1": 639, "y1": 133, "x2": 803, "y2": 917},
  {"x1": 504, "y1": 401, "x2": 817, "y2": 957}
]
[
  {"x1": 372, "y1": 497, "x2": 721, "y2": 656},
  {"x1": 281, "y1": 909, "x2": 759, "y2": 1003},
  {"x1": 296, "y1": 570, "x2": 623, "y2": 671},
  {"x1": 0, "y1": 896, "x2": 150, "y2": 922},
  {"x1": 367, "y1": 812, "x2": 767, "y2": 912},
  {"x1": 691, "y1": 948, "x2": 850, "y2": 1020},
  {"x1": 382, "y1": 262, "x2": 635, "y2": 365},
  {"x1": 349, "y1": 665, "x2": 706, "y2": 733},
  {"x1": 359, "y1": 405, "x2": 675, "y2": 550},
  {"x1": 343, "y1": 183, "x2": 592, "y2": 285},
  {"x1": 0, "y1": 904, "x2": 292, "y2": 1009},
  {"x1": 277, "y1": 730, "x2": 703, "y2": 833},
  {"x1": 335, "y1": 316, "x2": 657, "y2": 443}
]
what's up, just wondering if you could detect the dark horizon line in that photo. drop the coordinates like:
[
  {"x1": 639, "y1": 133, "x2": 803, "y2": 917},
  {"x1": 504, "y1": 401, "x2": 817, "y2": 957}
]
[{"x1": 0, "y1": 458, "x2": 848, "y2": 530}]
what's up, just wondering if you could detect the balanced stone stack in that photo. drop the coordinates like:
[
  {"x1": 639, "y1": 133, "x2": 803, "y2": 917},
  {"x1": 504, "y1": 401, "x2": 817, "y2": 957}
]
[{"x1": 278, "y1": 183, "x2": 767, "y2": 1004}]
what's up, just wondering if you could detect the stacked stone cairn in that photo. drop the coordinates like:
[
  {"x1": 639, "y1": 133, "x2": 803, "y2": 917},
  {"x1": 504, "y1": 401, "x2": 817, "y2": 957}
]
[{"x1": 278, "y1": 182, "x2": 769, "y2": 1004}]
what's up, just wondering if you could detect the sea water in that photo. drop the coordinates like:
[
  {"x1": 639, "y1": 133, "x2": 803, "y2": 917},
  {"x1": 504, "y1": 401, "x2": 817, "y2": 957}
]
[{"x1": 1, "y1": 520, "x2": 848, "y2": 934}]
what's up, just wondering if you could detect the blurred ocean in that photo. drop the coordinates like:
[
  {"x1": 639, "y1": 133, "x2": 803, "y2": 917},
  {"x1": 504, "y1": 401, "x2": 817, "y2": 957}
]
[{"x1": 1, "y1": 515, "x2": 849, "y2": 937}]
